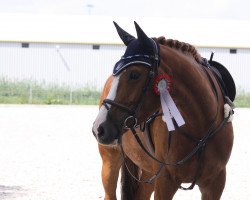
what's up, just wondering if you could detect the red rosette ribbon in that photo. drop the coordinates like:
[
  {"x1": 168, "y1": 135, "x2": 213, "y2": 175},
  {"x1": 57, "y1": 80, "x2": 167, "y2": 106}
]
[{"x1": 153, "y1": 74, "x2": 172, "y2": 95}]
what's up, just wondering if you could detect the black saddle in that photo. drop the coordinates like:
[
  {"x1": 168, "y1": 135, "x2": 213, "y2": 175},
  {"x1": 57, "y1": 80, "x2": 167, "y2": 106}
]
[{"x1": 208, "y1": 60, "x2": 236, "y2": 102}]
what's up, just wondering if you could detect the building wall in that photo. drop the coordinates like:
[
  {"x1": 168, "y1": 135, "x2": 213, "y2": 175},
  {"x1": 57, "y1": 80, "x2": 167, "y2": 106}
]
[
  {"x1": 0, "y1": 42, "x2": 125, "y2": 89},
  {"x1": 0, "y1": 42, "x2": 249, "y2": 92}
]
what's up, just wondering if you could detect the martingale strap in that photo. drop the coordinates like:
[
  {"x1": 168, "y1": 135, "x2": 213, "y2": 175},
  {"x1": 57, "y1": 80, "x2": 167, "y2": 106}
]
[{"x1": 125, "y1": 113, "x2": 231, "y2": 188}]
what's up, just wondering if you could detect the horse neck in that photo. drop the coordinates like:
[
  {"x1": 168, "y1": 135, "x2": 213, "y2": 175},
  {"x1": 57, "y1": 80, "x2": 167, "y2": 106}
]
[{"x1": 160, "y1": 47, "x2": 223, "y2": 135}]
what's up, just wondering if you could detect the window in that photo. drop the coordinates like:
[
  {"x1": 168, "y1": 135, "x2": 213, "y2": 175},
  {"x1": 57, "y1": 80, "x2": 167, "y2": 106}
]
[
  {"x1": 229, "y1": 49, "x2": 237, "y2": 54},
  {"x1": 21, "y1": 43, "x2": 29, "y2": 48},
  {"x1": 92, "y1": 44, "x2": 100, "y2": 50}
]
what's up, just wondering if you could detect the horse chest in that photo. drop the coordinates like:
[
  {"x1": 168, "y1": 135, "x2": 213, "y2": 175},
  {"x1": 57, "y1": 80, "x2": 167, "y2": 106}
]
[{"x1": 122, "y1": 131, "x2": 154, "y2": 173}]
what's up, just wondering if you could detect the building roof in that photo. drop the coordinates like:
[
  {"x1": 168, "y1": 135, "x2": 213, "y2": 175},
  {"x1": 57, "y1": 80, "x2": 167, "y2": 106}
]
[{"x1": 1, "y1": 13, "x2": 250, "y2": 48}]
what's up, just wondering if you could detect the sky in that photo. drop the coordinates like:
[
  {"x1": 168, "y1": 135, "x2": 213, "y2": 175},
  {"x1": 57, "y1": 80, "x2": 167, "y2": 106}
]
[{"x1": 0, "y1": 0, "x2": 250, "y2": 20}]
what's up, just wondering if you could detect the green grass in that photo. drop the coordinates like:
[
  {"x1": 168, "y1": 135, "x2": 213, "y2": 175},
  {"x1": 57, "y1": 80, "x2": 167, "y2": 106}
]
[
  {"x1": 0, "y1": 78, "x2": 101, "y2": 105},
  {"x1": 0, "y1": 78, "x2": 249, "y2": 107},
  {"x1": 234, "y1": 89, "x2": 250, "y2": 108}
]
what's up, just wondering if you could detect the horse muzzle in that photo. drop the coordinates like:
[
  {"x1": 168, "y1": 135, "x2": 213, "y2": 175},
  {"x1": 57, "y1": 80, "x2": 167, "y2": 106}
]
[{"x1": 92, "y1": 120, "x2": 121, "y2": 145}]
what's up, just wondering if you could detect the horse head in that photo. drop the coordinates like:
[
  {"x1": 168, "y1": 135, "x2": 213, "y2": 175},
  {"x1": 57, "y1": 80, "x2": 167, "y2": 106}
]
[{"x1": 92, "y1": 22, "x2": 219, "y2": 146}]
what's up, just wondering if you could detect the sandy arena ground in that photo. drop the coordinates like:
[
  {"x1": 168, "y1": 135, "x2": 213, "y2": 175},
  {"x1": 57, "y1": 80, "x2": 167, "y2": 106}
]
[{"x1": 0, "y1": 105, "x2": 249, "y2": 200}]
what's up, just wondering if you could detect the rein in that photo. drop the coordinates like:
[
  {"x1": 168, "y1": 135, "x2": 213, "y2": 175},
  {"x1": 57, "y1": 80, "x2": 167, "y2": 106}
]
[{"x1": 121, "y1": 111, "x2": 231, "y2": 186}]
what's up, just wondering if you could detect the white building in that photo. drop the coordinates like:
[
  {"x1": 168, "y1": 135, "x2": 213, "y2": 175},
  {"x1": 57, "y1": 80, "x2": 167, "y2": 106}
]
[{"x1": 0, "y1": 14, "x2": 249, "y2": 91}]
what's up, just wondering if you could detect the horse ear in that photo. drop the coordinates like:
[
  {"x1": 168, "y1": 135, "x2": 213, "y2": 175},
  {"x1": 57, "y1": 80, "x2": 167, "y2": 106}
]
[
  {"x1": 113, "y1": 21, "x2": 135, "y2": 46},
  {"x1": 134, "y1": 21, "x2": 152, "y2": 48}
]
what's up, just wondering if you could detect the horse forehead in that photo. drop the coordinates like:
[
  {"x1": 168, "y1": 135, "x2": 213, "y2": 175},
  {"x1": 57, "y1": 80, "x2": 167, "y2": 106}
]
[
  {"x1": 105, "y1": 75, "x2": 121, "y2": 102},
  {"x1": 93, "y1": 75, "x2": 120, "y2": 129}
]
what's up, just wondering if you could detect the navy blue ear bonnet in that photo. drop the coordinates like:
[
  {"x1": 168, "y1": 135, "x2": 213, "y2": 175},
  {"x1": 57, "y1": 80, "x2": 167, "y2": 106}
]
[{"x1": 113, "y1": 22, "x2": 160, "y2": 76}]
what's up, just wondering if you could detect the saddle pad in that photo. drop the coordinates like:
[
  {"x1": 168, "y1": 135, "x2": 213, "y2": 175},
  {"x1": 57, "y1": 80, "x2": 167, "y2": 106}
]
[{"x1": 208, "y1": 60, "x2": 236, "y2": 102}]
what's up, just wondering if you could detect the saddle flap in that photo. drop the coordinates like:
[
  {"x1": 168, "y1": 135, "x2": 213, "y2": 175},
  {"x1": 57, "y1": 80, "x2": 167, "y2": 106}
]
[{"x1": 208, "y1": 60, "x2": 236, "y2": 102}]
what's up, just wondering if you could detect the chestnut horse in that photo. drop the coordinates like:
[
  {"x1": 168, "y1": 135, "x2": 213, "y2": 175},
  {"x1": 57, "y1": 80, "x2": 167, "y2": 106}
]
[{"x1": 93, "y1": 22, "x2": 234, "y2": 200}]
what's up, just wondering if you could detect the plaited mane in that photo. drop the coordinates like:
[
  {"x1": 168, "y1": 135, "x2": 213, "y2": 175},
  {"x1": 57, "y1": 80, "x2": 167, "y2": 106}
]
[{"x1": 156, "y1": 36, "x2": 202, "y2": 64}]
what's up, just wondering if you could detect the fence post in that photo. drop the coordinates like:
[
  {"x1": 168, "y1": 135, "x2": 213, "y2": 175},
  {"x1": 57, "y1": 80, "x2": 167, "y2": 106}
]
[
  {"x1": 28, "y1": 83, "x2": 32, "y2": 104},
  {"x1": 70, "y1": 87, "x2": 73, "y2": 104}
]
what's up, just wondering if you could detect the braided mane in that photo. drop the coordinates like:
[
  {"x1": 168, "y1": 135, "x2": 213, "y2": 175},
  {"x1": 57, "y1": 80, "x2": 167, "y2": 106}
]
[{"x1": 156, "y1": 36, "x2": 202, "y2": 64}]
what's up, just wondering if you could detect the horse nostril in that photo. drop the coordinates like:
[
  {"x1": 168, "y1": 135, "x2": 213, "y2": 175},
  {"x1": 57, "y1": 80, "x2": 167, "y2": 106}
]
[{"x1": 97, "y1": 125, "x2": 105, "y2": 138}]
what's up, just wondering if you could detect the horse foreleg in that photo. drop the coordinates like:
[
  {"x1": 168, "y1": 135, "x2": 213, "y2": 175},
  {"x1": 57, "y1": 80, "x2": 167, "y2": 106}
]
[
  {"x1": 154, "y1": 169, "x2": 179, "y2": 200},
  {"x1": 99, "y1": 145, "x2": 122, "y2": 200},
  {"x1": 198, "y1": 169, "x2": 226, "y2": 200},
  {"x1": 134, "y1": 170, "x2": 154, "y2": 200}
]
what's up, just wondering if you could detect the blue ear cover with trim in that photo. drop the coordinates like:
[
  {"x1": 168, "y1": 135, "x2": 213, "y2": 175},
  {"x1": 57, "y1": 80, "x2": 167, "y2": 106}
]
[{"x1": 113, "y1": 22, "x2": 159, "y2": 76}]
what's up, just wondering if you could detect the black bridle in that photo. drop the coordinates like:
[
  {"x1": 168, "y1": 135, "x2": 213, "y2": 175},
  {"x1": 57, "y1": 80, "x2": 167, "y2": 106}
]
[
  {"x1": 102, "y1": 38, "x2": 160, "y2": 129},
  {"x1": 103, "y1": 67, "x2": 156, "y2": 129}
]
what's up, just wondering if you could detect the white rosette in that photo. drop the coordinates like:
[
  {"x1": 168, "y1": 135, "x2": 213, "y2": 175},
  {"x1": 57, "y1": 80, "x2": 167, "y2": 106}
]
[{"x1": 158, "y1": 79, "x2": 185, "y2": 131}]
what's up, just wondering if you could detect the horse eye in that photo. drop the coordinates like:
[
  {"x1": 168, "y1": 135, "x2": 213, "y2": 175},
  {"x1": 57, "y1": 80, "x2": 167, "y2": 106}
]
[{"x1": 129, "y1": 71, "x2": 141, "y2": 80}]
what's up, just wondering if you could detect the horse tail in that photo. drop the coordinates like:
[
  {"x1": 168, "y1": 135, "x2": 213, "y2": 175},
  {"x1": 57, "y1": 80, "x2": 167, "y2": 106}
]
[{"x1": 121, "y1": 156, "x2": 139, "y2": 200}]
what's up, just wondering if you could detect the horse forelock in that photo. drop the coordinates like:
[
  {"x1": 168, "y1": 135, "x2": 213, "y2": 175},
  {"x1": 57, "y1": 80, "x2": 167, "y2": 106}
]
[{"x1": 155, "y1": 36, "x2": 203, "y2": 64}]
